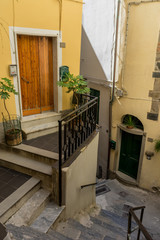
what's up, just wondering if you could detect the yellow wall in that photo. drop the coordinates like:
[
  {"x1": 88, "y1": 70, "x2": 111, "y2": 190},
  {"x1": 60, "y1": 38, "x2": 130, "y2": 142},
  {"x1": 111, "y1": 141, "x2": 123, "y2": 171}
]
[
  {"x1": 111, "y1": 0, "x2": 160, "y2": 190},
  {"x1": 0, "y1": 0, "x2": 83, "y2": 121},
  {"x1": 61, "y1": 0, "x2": 83, "y2": 109}
]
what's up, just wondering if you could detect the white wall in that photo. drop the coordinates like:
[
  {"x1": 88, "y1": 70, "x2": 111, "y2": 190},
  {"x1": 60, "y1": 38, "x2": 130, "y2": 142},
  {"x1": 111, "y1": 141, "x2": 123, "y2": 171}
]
[{"x1": 82, "y1": 0, "x2": 118, "y2": 81}]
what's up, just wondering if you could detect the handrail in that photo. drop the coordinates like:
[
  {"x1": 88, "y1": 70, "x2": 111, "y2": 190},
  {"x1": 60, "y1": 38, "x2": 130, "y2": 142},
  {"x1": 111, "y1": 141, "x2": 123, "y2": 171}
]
[
  {"x1": 60, "y1": 95, "x2": 98, "y2": 122},
  {"x1": 58, "y1": 94, "x2": 98, "y2": 206},
  {"x1": 81, "y1": 182, "x2": 97, "y2": 189},
  {"x1": 127, "y1": 206, "x2": 153, "y2": 240}
]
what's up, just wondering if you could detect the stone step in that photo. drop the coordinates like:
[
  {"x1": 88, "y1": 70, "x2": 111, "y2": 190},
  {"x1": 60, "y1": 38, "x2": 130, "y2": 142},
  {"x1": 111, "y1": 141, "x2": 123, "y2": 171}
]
[
  {"x1": 90, "y1": 216, "x2": 127, "y2": 239},
  {"x1": 52, "y1": 220, "x2": 81, "y2": 240},
  {"x1": 64, "y1": 219, "x2": 104, "y2": 240},
  {"x1": 56, "y1": 217, "x2": 126, "y2": 240},
  {"x1": 7, "y1": 188, "x2": 51, "y2": 226},
  {"x1": 23, "y1": 121, "x2": 59, "y2": 140},
  {"x1": 0, "y1": 149, "x2": 53, "y2": 189},
  {"x1": 94, "y1": 211, "x2": 126, "y2": 232},
  {"x1": 21, "y1": 112, "x2": 61, "y2": 129},
  {"x1": 31, "y1": 202, "x2": 65, "y2": 233},
  {"x1": 0, "y1": 143, "x2": 59, "y2": 166},
  {"x1": 6, "y1": 224, "x2": 57, "y2": 240},
  {"x1": 0, "y1": 177, "x2": 40, "y2": 223},
  {"x1": 48, "y1": 229, "x2": 73, "y2": 240},
  {"x1": 100, "y1": 209, "x2": 128, "y2": 228},
  {"x1": 6, "y1": 224, "x2": 73, "y2": 240}
]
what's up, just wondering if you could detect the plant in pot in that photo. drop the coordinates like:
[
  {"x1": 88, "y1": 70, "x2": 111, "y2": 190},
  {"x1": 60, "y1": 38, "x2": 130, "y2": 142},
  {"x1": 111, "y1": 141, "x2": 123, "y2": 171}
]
[
  {"x1": 154, "y1": 138, "x2": 160, "y2": 153},
  {"x1": 57, "y1": 72, "x2": 90, "y2": 108},
  {"x1": 123, "y1": 115, "x2": 136, "y2": 129},
  {"x1": 0, "y1": 77, "x2": 22, "y2": 146}
]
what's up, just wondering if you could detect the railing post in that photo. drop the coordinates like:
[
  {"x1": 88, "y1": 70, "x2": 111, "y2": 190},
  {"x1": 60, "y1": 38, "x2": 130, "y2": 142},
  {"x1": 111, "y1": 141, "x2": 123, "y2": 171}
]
[
  {"x1": 95, "y1": 98, "x2": 98, "y2": 126},
  {"x1": 58, "y1": 120, "x2": 62, "y2": 206},
  {"x1": 127, "y1": 211, "x2": 132, "y2": 240},
  {"x1": 137, "y1": 208, "x2": 144, "y2": 240}
]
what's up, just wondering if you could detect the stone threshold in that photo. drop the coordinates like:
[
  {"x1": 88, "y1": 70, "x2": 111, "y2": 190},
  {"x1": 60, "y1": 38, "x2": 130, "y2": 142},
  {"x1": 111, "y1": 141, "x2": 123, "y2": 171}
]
[{"x1": 116, "y1": 171, "x2": 138, "y2": 187}]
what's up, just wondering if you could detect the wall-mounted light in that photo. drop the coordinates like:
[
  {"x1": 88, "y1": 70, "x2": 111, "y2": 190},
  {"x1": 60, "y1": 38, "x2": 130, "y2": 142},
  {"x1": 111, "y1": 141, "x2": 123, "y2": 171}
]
[
  {"x1": 9, "y1": 64, "x2": 17, "y2": 76},
  {"x1": 145, "y1": 151, "x2": 154, "y2": 160}
]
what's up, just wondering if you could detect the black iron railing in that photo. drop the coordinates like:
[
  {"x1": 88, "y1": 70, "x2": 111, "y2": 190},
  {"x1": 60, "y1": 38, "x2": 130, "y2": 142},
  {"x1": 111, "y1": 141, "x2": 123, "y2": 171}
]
[
  {"x1": 58, "y1": 94, "x2": 98, "y2": 206},
  {"x1": 127, "y1": 206, "x2": 153, "y2": 240}
]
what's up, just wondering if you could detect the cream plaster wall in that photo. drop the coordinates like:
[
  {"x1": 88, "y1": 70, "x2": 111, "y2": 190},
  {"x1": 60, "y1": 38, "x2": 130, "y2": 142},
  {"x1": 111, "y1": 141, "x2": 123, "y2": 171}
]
[
  {"x1": 111, "y1": 0, "x2": 160, "y2": 190},
  {"x1": 62, "y1": 132, "x2": 99, "y2": 218},
  {"x1": 0, "y1": 0, "x2": 83, "y2": 122}
]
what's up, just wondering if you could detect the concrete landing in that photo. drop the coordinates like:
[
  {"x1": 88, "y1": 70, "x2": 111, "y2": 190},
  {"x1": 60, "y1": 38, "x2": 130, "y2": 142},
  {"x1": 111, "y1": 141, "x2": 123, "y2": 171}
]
[{"x1": 23, "y1": 131, "x2": 59, "y2": 153}]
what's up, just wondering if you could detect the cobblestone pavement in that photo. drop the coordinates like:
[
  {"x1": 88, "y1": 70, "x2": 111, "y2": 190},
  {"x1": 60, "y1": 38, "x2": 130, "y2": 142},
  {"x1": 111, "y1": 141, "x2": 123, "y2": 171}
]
[{"x1": 96, "y1": 179, "x2": 160, "y2": 239}]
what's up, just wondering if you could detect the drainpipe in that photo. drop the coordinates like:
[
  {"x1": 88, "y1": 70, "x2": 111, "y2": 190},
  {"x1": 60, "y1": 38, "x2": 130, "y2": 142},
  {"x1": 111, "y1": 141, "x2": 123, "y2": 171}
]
[{"x1": 107, "y1": 0, "x2": 120, "y2": 179}]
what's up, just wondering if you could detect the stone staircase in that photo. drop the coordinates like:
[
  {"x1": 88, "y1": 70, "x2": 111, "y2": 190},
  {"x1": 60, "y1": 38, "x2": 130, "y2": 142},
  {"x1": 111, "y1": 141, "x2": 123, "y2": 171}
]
[
  {"x1": 6, "y1": 208, "x2": 130, "y2": 240},
  {"x1": 4, "y1": 178, "x2": 158, "y2": 240},
  {"x1": 0, "y1": 143, "x2": 58, "y2": 190},
  {"x1": 21, "y1": 112, "x2": 61, "y2": 140},
  {"x1": 0, "y1": 177, "x2": 41, "y2": 224}
]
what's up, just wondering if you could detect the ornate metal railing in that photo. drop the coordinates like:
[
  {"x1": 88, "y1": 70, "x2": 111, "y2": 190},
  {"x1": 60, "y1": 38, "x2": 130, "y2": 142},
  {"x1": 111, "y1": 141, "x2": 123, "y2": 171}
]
[
  {"x1": 58, "y1": 94, "x2": 98, "y2": 206},
  {"x1": 127, "y1": 206, "x2": 153, "y2": 240}
]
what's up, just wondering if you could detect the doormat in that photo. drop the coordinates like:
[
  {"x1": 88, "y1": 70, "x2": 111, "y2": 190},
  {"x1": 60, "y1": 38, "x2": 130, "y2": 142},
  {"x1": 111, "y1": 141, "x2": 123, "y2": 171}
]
[{"x1": 96, "y1": 184, "x2": 110, "y2": 196}]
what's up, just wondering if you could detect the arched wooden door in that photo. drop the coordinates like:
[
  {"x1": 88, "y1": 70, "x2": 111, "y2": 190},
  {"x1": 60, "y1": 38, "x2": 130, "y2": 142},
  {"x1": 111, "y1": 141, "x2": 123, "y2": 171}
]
[{"x1": 17, "y1": 35, "x2": 54, "y2": 116}]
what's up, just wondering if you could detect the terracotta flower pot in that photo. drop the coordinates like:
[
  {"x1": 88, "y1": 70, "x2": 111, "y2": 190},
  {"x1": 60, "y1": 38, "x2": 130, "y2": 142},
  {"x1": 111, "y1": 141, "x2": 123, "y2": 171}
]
[{"x1": 126, "y1": 125, "x2": 134, "y2": 129}]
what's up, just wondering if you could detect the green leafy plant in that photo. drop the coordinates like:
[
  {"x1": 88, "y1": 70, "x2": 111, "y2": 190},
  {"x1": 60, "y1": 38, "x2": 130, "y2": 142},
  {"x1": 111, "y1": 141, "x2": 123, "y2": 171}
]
[
  {"x1": 57, "y1": 72, "x2": 90, "y2": 107},
  {"x1": 0, "y1": 77, "x2": 18, "y2": 129},
  {"x1": 123, "y1": 115, "x2": 136, "y2": 128},
  {"x1": 154, "y1": 138, "x2": 160, "y2": 152}
]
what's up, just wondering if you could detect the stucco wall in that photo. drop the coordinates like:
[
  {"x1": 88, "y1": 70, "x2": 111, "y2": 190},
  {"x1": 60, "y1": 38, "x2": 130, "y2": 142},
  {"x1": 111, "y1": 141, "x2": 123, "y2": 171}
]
[
  {"x1": 0, "y1": 0, "x2": 83, "y2": 123},
  {"x1": 111, "y1": 0, "x2": 160, "y2": 191},
  {"x1": 82, "y1": 0, "x2": 118, "y2": 81},
  {"x1": 62, "y1": 132, "x2": 99, "y2": 218}
]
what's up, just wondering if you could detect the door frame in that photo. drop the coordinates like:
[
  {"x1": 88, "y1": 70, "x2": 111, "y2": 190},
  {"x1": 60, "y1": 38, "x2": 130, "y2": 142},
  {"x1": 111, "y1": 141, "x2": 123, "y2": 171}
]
[
  {"x1": 87, "y1": 81, "x2": 110, "y2": 178},
  {"x1": 114, "y1": 124, "x2": 146, "y2": 184},
  {"x1": 9, "y1": 26, "x2": 62, "y2": 119}
]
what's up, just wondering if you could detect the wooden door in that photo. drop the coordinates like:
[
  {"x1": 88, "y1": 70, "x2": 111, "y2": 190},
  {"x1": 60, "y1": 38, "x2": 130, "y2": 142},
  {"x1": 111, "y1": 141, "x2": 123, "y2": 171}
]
[
  {"x1": 17, "y1": 35, "x2": 54, "y2": 116},
  {"x1": 119, "y1": 131, "x2": 142, "y2": 179}
]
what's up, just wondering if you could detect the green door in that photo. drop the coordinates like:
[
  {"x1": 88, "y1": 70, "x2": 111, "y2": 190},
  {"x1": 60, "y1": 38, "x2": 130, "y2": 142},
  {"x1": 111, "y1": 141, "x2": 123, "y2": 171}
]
[
  {"x1": 119, "y1": 131, "x2": 142, "y2": 179},
  {"x1": 90, "y1": 88, "x2": 100, "y2": 124}
]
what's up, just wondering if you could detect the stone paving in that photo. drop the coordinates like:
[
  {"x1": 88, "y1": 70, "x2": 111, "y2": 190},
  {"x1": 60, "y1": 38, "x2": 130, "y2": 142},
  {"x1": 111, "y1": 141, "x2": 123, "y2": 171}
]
[
  {"x1": 96, "y1": 179, "x2": 160, "y2": 239},
  {"x1": 5, "y1": 178, "x2": 160, "y2": 239},
  {"x1": 23, "y1": 132, "x2": 59, "y2": 153}
]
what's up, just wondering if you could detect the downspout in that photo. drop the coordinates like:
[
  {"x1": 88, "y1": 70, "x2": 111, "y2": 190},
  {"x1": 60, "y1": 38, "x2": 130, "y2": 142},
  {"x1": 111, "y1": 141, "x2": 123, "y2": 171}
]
[{"x1": 107, "y1": 0, "x2": 120, "y2": 178}]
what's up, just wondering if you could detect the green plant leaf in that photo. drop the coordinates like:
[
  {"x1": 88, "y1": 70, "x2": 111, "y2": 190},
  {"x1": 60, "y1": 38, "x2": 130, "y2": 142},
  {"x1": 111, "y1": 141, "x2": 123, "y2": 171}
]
[{"x1": 154, "y1": 139, "x2": 160, "y2": 152}]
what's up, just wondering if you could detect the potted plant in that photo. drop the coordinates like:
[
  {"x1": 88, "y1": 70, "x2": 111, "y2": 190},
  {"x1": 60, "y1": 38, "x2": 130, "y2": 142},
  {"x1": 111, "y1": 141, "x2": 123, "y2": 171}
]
[
  {"x1": 154, "y1": 138, "x2": 160, "y2": 152},
  {"x1": 123, "y1": 115, "x2": 136, "y2": 129},
  {"x1": 0, "y1": 77, "x2": 22, "y2": 146},
  {"x1": 57, "y1": 72, "x2": 90, "y2": 108}
]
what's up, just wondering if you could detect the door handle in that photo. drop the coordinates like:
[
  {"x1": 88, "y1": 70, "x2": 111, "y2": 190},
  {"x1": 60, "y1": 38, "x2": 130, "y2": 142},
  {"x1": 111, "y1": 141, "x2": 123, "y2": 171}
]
[{"x1": 21, "y1": 77, "x2": 30, "y2": 84}]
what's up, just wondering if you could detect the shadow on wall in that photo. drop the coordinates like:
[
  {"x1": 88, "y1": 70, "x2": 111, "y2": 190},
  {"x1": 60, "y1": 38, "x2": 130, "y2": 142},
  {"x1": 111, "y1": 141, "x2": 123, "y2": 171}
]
[{"x1": 80, "y1": 27, "x2": 108, "y2": 82}]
